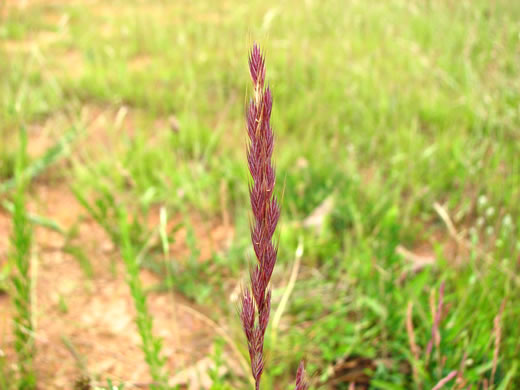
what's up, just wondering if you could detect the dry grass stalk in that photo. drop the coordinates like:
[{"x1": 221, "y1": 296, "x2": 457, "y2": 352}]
[
  {"x1": 431, "y1": 370, "x2": 457, "y2": 390},
  {"x1": 491, "y1": 299, "x2": 506, "y2": 385},
  {"x1": 426, "y1": 282, "x2": 445, "y2": 359}
]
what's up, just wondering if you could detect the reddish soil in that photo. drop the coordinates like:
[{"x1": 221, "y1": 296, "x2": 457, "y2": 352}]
[{"x1": 0, "y1": 115, "x2": 236, "y2": 389}]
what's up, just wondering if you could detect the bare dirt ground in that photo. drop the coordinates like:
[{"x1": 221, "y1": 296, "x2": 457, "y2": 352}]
[
  {"x1": 0, "y1": 183, "x2": 235, "y2": 389},
  {"x1": 0, "y1": 109, "x2": 237, "y2": 388}
]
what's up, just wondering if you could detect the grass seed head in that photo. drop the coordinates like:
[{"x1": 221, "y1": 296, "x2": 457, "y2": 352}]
[{"x1": 240, "y1": 42, "x2": 279, "y2": 390}]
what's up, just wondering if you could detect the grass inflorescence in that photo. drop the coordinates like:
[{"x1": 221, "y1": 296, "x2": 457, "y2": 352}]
[
  {"x1": 240, "y1": 43, "x2": 308, "y2": 390},
  {"x1": 240, "y1": 43, "x2": 280, "y2": 390}
]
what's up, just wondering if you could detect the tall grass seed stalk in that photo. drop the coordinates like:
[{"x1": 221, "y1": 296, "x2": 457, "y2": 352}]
[{"x1": 240, "y1": 44, "x2": 308, "y2": 390}]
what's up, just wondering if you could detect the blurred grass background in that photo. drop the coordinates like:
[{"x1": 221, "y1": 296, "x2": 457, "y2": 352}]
[{"x1": 1, "y1": 0, "x2": 519, "y2": 388}]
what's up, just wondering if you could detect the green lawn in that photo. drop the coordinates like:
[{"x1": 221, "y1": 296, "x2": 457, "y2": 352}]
[{"x1": 1, "y1": 0, "x2": 519, "y2": 388}]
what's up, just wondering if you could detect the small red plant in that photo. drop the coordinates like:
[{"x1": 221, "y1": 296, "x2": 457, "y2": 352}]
[{"x1": 240, "y1": 43, "x2": 308, "y2": 389}]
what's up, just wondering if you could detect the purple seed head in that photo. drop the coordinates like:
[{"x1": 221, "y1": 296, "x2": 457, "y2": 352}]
[
  {"x1": 240, "y1": 43, "x2": 279, "y2": 390},
  {"x1": 295, "y1": 361, "x2": 309, "y2": 390},
  {"x1": 249, "y1": 43, "x2": 266, "y2": 89}
]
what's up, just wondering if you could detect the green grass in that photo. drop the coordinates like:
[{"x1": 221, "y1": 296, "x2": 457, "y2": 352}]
[
  {"x1": 8, "y1": 129, "x2": 36, "y2": 390},
  {"x1": 1, "y1": 0, "x2": 519, "y2": 388},
  {"x1": 118, "y1": 207, "x2": 169, "y2": 389}
]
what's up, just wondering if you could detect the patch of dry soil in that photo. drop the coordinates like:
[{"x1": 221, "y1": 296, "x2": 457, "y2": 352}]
[{"x1": 0, "y1": 126, "x2": 236, "y2": 389}]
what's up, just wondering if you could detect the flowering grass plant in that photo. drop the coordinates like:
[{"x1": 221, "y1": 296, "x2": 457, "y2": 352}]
[{"x1": 240, "y1": 44, "x2": 308, "y2": 390}]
